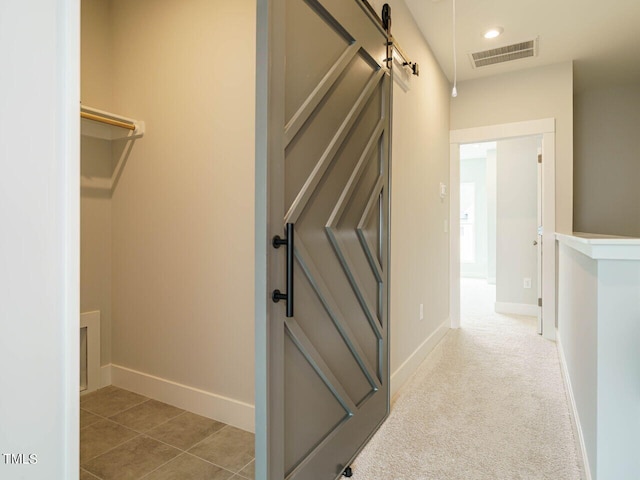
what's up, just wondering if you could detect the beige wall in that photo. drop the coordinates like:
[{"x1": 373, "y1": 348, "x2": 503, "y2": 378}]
[
  {"x1": 574, "y1": 85, "x2": 640, "y2": 237},
  {"x1": 81, "y1": 0, "x2": 112, "y2": 110},
  {"x1": 109, "y1": 0, "x2": 256, "y2": 404},
  {"x1": 81, "y1": 0, "x2": 114, "y2": 365},
  {"x1": 451, "y1": 62, "x2": 574, "y2": 234},
  {"x1": 81, "y1": 0, "x2": 256, "y2": 406},
  {"x1": 371, "y1": 0, "x2": 451, "y2": 377}
]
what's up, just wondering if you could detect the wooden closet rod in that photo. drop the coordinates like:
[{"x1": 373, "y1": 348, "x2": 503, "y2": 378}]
[{"x1": 81, "y1": 111, "x2": 136, "y2": 131}]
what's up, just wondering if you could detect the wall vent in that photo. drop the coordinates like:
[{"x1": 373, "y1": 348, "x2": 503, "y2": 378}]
[
  {"x1": 80, "y1": 311, "x2": 101, "y2": 395},
  {"x1": 469, "y1": 38, "x2": 538, "y2": 68}
]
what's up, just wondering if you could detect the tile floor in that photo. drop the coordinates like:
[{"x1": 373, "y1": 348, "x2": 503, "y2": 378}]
[{"x1": 80, "y1": 386, "x2": 255, "y2": 480}]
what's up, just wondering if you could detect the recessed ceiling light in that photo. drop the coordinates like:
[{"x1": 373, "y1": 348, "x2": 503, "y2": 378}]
[{"x1": 483, "y1": 27, "x2": 504, "y2": 39}]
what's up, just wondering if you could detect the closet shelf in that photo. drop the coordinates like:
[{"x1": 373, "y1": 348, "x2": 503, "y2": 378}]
[{"x1": 81, "y1": 105, "x2": 145, "y2": 140}]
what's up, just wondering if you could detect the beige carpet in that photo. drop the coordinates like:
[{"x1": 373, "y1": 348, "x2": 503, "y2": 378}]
[{"x1": 352, "y1": 279, "x2": 584, "y2": 480}]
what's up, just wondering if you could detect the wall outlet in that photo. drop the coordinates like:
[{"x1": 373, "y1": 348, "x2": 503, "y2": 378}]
[
  {"x1": 419, "y1": 303, "x2": 424, "y2": 320},
  {"x1": 524, "y1": 278, "x2": 532, "y2": 289}
]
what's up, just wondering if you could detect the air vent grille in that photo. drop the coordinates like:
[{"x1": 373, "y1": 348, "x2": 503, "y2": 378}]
[{"x1": 469, "y1": 39, "x2": 538, "y2": 68}]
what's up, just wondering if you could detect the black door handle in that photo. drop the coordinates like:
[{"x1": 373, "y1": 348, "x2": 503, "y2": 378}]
[{"x1": 272, "y1": 223, "x2": 294, "y2": 317}]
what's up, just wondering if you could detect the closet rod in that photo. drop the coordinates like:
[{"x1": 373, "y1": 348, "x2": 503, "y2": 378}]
[{"x1": 80, "y1": 111, "x2": 136, "y2": 131}]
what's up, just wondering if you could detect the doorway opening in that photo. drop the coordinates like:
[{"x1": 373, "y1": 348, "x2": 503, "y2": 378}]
[
  {"x1": 78, "y1": 1, "x2": 255, "y2": 478},
  {"x1": 458, "y1": 137, "x2": 542, "y2": 333},
  {"x1": 449, "y1": 119, "x2": 556, "y2": 341}
]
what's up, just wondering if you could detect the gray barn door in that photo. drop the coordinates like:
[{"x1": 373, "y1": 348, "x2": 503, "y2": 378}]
[{"x1": 256, "y1": 1, "x2": 391, "y2": 479}]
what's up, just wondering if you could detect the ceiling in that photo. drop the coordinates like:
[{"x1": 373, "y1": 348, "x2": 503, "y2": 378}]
[{"x1": 403, "y1": 0, "x2": 640, "y2": 91}]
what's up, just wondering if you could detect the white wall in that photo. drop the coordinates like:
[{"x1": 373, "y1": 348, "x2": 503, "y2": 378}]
[
  {"x1": 460, "y1": 157, "x2": 488, "y2": 278},
  {"x1": 0, "y1": 0, "x2": 79, "y2": 478},
  {"x1": 557, "y1": 244, "x2": 597, "y2": 474},
  {"x1": 486, "y1": 149, "x2": 497, "y2": 284},
  {"x1": 369, "y1": 0, "x2": 451, "y2": 394},
  {"x1": 451, "y1": 62, "x2": 573, "y2": 234},
  {"x1": 496, "y1": 137, "x2": 539, "y2": 307},
  {"x1": 574, "y1": 84, "x2": 640, "y2": 237},
  {"x1": 557, "y1": 237, "x2": 640, "y2": 479},
  {"x1": 596, "y1": 259, "x2": 640, "y2": 479}
]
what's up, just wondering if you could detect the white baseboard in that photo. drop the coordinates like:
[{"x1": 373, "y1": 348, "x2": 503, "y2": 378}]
[
  {"x1": 495, "y1": 302, "x2": 538, "y2": 317},
  {"x1": 556, "y1": 334, "x2": 592, "y2": 480},
  {"x1": 105, "y1": 364, "x2": 254, "y2": 433},
  {"x1": 390, "y1": 320, "x2": 449, "y2": 399}
]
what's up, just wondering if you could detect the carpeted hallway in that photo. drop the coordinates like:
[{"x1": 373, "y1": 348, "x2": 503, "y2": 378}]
[{"x1": 352, "y1": 278, "x2": 584, "y2": 480}]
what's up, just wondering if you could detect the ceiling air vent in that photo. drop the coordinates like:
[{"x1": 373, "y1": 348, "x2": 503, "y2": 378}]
[{"x1": 469, "y1": 38, "x2": 538, "y2": 69}]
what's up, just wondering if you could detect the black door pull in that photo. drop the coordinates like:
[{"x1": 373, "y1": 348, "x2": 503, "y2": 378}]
[{"x1": 272, "y1": 223, "x2": 294, "y2": 317}]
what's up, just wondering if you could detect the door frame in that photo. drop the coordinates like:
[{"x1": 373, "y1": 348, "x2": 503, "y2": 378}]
[
  {"x1": 449, "y1": 118, "x2": 556, "y2": 341},
  {"x1": 536, "y1": 146, "x2": 543, "y2": 335},
  {"x1": 8, "y1": 0, "x2": 81, "y2": 477},
  {"x1": 255, "y1": 1, "x2": 284, "y2": 478}
]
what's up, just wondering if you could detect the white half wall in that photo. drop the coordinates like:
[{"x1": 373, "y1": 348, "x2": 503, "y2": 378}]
[
  {"x1": 557, "y1": 243, "x2": 597, "y2": 477},
  {"x1": 557, "y1": 234, "x2": 640, "y2": 480}
]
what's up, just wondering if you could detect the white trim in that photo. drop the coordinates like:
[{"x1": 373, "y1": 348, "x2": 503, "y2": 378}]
[
  {"x1": 450, "y1": 118, "x2": 555, "y2": 144},
  {"x1": 556, "y1": 232, "x2": 640, "y2": 260},
  {"x1": 541, "y1": 131, "x2": 556, "y2": 340},
  {"x1": 110, "y1": 364, "x2": 255, "y2": 433},
  {"x1": 80, "y1": 311, "x2": 101, "y2": 394},
  {"x1": 390, "y1": 320, "x2": 449, "y2": 398},
  {"x1": 557, "y1": 334, "x2": 593, "y2": 480},
  {"x1": 450, "y1": 119, "x2": 557, "y2": 340},
  {"x1": 494, "y1": 302, "x2": 539, "y2": 317},
  {"x1": 63, "y1": 0, "x2": 81, "y2": 477}
]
